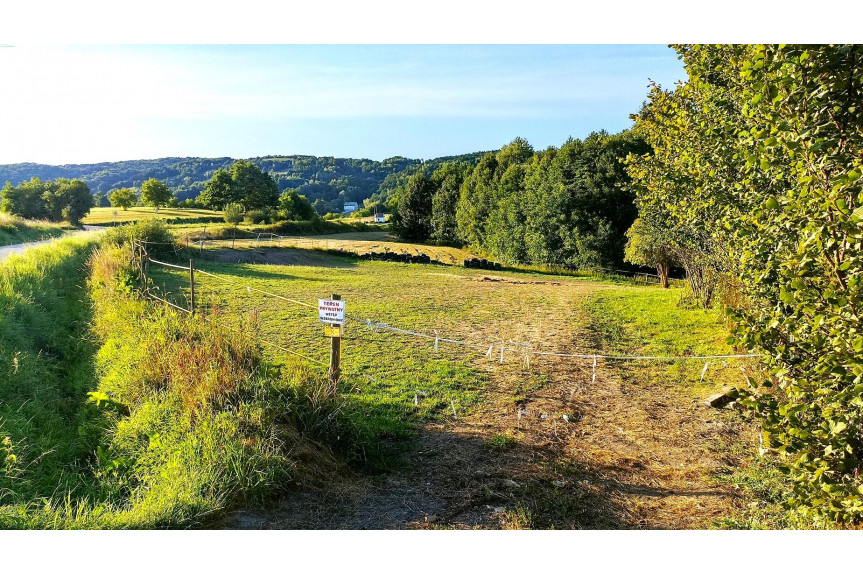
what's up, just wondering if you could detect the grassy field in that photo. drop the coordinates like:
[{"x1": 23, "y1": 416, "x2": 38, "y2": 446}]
[
  {"x1": 142, "y1": 243, "x2": 789, "y2": 528},
  {"x1": 81, "y1": 207, "x2": 224, "y2": 225},
  {"x1": 0, "y1": 213, "x2": 73, "y2": 246},
  {"x1": 0, "y1": 221, "x2": 798, "y2": 529}
]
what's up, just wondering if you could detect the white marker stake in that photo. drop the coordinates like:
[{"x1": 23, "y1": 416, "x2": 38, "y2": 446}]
[
  {"x1": 500, "y1": 343, "x2": 505, "y2": 363},
  {"x1": 700, "y1": 361, "x2": 710, "y2": 383},
  {"x1": 451, "y1": 400, "x2": 457, "y2": 419},
  {"x1": 486, "y1": 344, "x2": 494, "y2": 359},
  {"x1": 434, "y1": 330, "x2": 439, "y2": 353},
  {"x1": 414, "y1": 394, "x2": 418, "y2": 406},
  {"x1": 592, "y1": 356, "x2": 597, "y2": 383}
]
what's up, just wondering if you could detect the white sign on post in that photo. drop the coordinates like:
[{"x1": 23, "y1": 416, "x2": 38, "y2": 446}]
[{"x1": 318, "y1": 299, "x2": 346, "y2": 325}]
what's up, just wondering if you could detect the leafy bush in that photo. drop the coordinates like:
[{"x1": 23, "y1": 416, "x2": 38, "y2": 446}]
[
  {"x1": 629, "y1": 44, "x2": 863, "y2": 525},
  {"x1": 243, "y1": 208, "x2": 272, "y2": 225},
  {"x1": 104, "y1": 219, "x2": 177, "y2": 259},
  {"x1": 223, "y1": 203, "x2": 243, "y2": 225}
]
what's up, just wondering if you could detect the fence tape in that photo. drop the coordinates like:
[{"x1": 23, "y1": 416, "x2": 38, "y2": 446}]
[
  {"x1": 148, "y1": 254, "x2": 762, "y2": 365},
  {"x1": 354, "y1": 316, "x2": 762, "y2": 362}
]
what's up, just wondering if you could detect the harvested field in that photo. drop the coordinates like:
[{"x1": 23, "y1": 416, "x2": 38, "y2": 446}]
[{"x1": 201, "y1": 231, "x2": 476, "y2": 265}]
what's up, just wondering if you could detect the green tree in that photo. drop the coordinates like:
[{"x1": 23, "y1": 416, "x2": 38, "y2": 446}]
[
  {"x1": 0, "y1": 178, "x2": 49, "y2": 219},
  {"x1": 223, "y1": 203, "x2": 243, "y2": 225},
  {"x1": 393, "y1": 172, "x2": 435, "y2": 241},
  {"x1": 430, "y1": 162, "x2": 470, "y2": 245},
  {"x1": 231, "y1": 160, "x2": 279, "y2": 210},
  {"x1": 278, "y1": 190, "x2": 317, "y2": 221},
  {"x1": 199, "y1": 161, "x2": 279, "y2": 211},
  {"x1": 45, "y1": 178, "x2": 93, "y2": 224},
  {"x1": 140, "y1": 178, "x2": 172, "y2": 208},
  {"x1": 110, "y1": 188, "x2": 137, "y2": 210},
  {"x1": 1, "y1": 177, "x2": 92, "y2": 224},
  {"x1": 198, "y1": 168, "x2": 236, "y2": 210},
  {"x1": 623, "y1": 217, "x2": 678, "y2": 288}
]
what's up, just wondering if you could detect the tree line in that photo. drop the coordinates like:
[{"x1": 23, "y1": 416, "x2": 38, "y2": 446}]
[
  {"x1": 391, "y1": 132, "x2": 649, "y2": 271},
  {"x1": 0, "y1": 178, "x2": 93, "y2": 225},
  {"x1": 0, "y1": 152, "x2": 487, "y2": 215}
]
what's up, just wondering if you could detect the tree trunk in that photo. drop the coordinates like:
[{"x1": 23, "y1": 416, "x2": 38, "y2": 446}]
[{"x1": 656, "y1": 262, "x2": 670, "y2": 289}]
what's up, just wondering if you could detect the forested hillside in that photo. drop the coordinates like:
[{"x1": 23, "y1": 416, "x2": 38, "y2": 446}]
[{"x1": 0, "y1": 152, "x2": 488, "y2": 215}]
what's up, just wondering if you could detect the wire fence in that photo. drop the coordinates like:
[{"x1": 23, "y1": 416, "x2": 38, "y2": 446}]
[
  {"x1": 134, "y1": 241, "x2": 761, "y2": 375},
  {"x1": 130, "y1": 238, "x2": 765, "y2": 417}
]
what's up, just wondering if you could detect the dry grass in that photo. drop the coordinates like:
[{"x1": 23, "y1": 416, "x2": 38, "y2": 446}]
[
  {"x1": 82, "y1": 207, "x2": 223, "y2": 225},
  {"x1": 201, "y1": 231, "x2": 477, "y2": 265}
]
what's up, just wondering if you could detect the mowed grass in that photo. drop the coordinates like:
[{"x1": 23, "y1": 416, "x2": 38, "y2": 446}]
[
  {"x1": 202, "y1": 231, "x2": 476, "y2": 265},
  {"x1": 81, "y1": 207, "x2": 224, "y2": 225},
  {"x1": 146, "y1": 250, "x2": 745, "y2": 439},
  {"x1": 147, "y1": 256, "x2": 493, "y2": 437},
  {"x1": 583, "y1": 286, "x2": 754, "y2": 397}
]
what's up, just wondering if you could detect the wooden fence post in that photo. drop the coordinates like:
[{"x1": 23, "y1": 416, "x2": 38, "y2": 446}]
[
  {"x1": 142, "y1": 247, "x2": 149, "y2": 291},
  {"x1": 328, "y1": 293, "x2": 342, "y2": 393},
  {"x1": 189, "y1": 258, "x2": 196, "y2": 315}
]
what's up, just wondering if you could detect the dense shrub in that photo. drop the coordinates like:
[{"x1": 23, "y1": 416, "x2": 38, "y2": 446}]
[
  {"x1": 223, "y1": 203, "x2": 243, "y2": 225},
  {"x1": 628, "y1": 44, "x2": 863, "y2": 525},
  {"x1": 104, "y1": 219, "x2": 177, "y2": 260},
  {"x1": 243, "y1": 208, "x2": 272, "y2": 225}
]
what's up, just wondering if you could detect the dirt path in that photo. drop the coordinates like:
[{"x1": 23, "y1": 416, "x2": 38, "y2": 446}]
[{"x1": 223, "y1": 277, "x2": 754, "y2": 529}]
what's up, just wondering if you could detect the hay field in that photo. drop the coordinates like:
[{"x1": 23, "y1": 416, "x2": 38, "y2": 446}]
[{"x1": 82, "y1": 207, "x2": 224, "y2": 225}]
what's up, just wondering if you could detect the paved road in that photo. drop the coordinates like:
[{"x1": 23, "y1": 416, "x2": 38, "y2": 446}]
[{"x1": 0, "y1": 226, "x2": 106, "y2": 262}]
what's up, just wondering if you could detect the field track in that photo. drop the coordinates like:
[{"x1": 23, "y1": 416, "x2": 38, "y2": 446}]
[{"x1": 194, "y1": 254, "x2": 757, "y2": 529}]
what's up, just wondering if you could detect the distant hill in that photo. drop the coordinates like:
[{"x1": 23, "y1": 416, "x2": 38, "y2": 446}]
[{"x1": 0, "y1": 152, "x2": 490, "y2": 214}]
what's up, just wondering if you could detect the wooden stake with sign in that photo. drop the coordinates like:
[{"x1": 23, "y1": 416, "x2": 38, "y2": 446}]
[{"x1": 319, "y1": 294, "x2": 345, "y2": 393}]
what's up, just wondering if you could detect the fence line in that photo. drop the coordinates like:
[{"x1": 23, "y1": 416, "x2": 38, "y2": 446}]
[
  {"x1": 355, "y1": 318, "x2": 762, "y2": 361},
  {"x1": 193, "y1": 269, "x2": 318, "y2": 311},
  {"x1": 139, "y1": 248, "x2": 762, "y2": 366},
  {"x1": 141, "y1": 272, "x2": 326, "y2": 367}
]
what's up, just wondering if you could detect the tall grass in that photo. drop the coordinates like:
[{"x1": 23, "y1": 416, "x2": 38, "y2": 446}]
[
  {"x1": 1, "y1": 223, "x2": 377, "y2": 528},
  {"x1": 0, "y1": 235, "x2": 103, "y2": 525},
  {"x1": 0, "y1": 213, "x2": 72, "y2": 246}
]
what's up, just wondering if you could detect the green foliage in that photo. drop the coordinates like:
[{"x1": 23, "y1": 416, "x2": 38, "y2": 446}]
[
  {"x1": 278, "y1": 190, "x2": 317, "y2": 221},
  {"x1": 624, "y1": 218, "x2": 679, "y2": 288},
  {"x1": 392, "y1": 172, "x2": 435, "y2": 241},
  {"x1": 199, "y1": 167, "x2": 235, "y2": 209},
  {"x1": 200, "y1": 161, "x2": 279, "y2": 211},
  {"x1": 0, "y1": 236, "x2": 103, "y2": 523},
  {"x1": 223, "y1": 203, "x2": 243, "y2": 225},
  {"x1": 243, "y1": 208, "x2": 272, "y2": 225},
  {"x1": 109, "y1": 188, "x2": 138, "y2": 210},
  {"x1": 103, "y1": 219, "x2": 176, "y2": 259},
  {"x1": 0, "y1": 213, "x2": 70, "y2": 246},
  {"x1": 430, "y1": 162, "x2": 471, "y2": 245},
  {"x1": 140, "y1": 178, "x2": 173, "y2": 208},
  {"x1": 1, "y1": 177, "x2": 93, "y2": 224},
  {"x1": 449, "y1": 133, "x2": 647, "y2": 269},
  {"x1": 629, "y1": 44, "x2": 863, "y2": 524}
]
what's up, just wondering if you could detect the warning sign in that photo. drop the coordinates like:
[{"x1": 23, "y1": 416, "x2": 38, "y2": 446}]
[
  {"x1": 318, "y1": 299, "x2": 346, "y2": 325},
  {"x1": 324, "y1": 324, "x2": 343, "y2": 338}
]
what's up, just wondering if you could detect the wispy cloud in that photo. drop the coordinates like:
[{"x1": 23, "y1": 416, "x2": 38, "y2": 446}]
[{"x1": 0, "y1": 45, "x2": 684, "y2": 164}]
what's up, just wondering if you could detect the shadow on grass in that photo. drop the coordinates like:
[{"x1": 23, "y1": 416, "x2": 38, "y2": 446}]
[{"x1": 219, "y1": 419, "x2": 736, "y2": 530}]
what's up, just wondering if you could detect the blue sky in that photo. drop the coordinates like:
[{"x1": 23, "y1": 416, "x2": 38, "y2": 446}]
[{"x1": 0, "y1": 45, "x2": 686, "y2": 165}]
